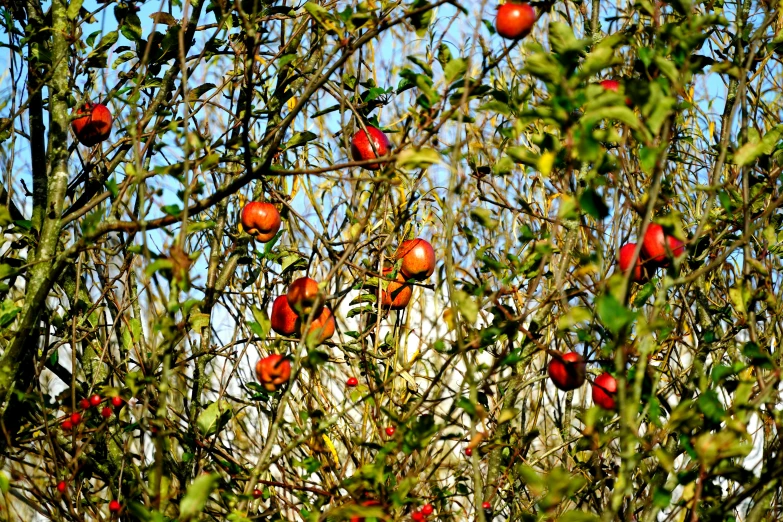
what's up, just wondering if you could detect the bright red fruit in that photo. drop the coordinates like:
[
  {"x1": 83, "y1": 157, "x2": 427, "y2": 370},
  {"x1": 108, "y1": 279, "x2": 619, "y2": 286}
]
[
  {"x1": 56, "y1": 481, "x2": 67, "y2": 494},
  {"x1": 464, "y1": 447, "x2": 473, "y2": 456},
  {"x1": 600, "y1": 79, "x2": 620, "y2": 92},
  {"x1": 385, "y1": 426, "x2": 396, "y2": 436},
  {"x1": 70, "y1": 412, "x2": 82, "y2": 425},
  {"x1": 618, "y1": 243, "x2": 648, "y2": 283},
  {"x1": 101, "y1": 406, "x2": 113, "y2": 418},
  {"x1": 271, "y1": 295, "x2": 299, "y2": 336},
  {"x1": 109, "y1": 500, "x2": 121, "y2": 513},
  {"x1": 61, "y1": 419, "x2": 73, "y2": 431},
  {"x1": 241, "y1": 202, "x2": 281, "y2": 243},
  {"x1": 642, "y1": 223, "x2": 685, "y2": 268},
  {"x1": 298, "y1": 306, "x2": 336, "y2": 344},
  {"x1": 351, "y1": 125, "x2": 392, "y2": 170},
  {"x1": 412, "y1": 511, "x2": 425, "y2": 522},
  {"x1": 422, "y1": 504, "x2": 434, "y2": 516},
  {"x1": 396, "y1": 238, "x2": 436, "y2": 280},
  {"x1": 253, "y1": 488, "x2": 263, "y2": 498},
  {"x1": 592, "y1": 372, "x2": 618, "y2": 410},
  {"x1": 111, "y1": 396, "x2": 124, "y2": 408},
  {"x1": 255, "y1": 354, "x2": 292, "y2": 392},
  {"x1": 79, "y1": 398, "x2": 91, "y2": 410},
  {"x1": 71, "y1": 102, "x2": 112, "y2": 146},
  {"x1": 347, "y1": 377, "x2": 359, "y2": 387},
  {"x1": 495, "y1": 3, "x2": 536, "y2": 40},
  {"x1": 482, "y1": 501, "x2": 492, "y2": 509},
  {"x1": 89, "y1": 394, "x2": 102, "y2": 407},
  {"x1": 287, "y1": 277, "x2": 325, "y2": 317},
  {"x1": 547, "y1": 351, "x2": 586, "y2": 391},
  {"x1": 380, "y1": 268, "x2": 412, "y2": 309}
]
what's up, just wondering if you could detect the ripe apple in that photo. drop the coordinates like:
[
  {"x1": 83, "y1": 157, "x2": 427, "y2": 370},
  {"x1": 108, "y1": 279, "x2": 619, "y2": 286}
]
[
  {"x1": 347, "y1": 377, "x2": 359, "y2": 387},
  {"x1": 109, "y1": 500, "x2": 121, "y2": 513},
  {"x1": 642, "y1": 223, "x2": 685, "y2": 268},
  {"x1": 592, "y1": 372, "x2": 618, "y2": 410},
  {"x1": 287, "y1": 277, "x2": 325, "y2": 317},
  {"x1": 395, "y1": 238, "x2": 436, "y2": 280},
  {"x1": 71, "y1": 102, "x2": 112, "y2": 147},
  {"x1": 618, "y1": 243, "x2": 648, "y2": 283},
  {"x1": 255, "y1": 354, "x2": 292, "y2": 392},
  {"x1": 351, "y1": 125, "x2": 392, "y2": 170},
  {"x1": 271, "y1": 295, "x2": 298, "y2": 336},
  {"x1": 380, "y1": 268, "x2": 412, "y2": 309},
  {"x1": 495, "y1": 2, "x2": 536, "y2": 40},
  {"x1": 241, "y1": 202, "x2": 281, "y2": 243},
  {"x1": 547, "y1": 351, "x2": 586, "y2": 391},
  {"x1": 298, "y1": 306, "x2": 336, "y2": 344}
]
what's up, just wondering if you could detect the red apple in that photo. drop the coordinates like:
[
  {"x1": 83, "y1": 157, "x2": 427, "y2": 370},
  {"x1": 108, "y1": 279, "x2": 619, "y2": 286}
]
[
  {"x1": 287, "y1": 277, "x2": 325, "y2": 317},
  {"x1": 241, "y1": 201, "x2": 281, "y2": 243},
  {"x1": 380, "y1": 268, "x2": 412, "y2": 309},
  {"x1": 271, "y1": 295, "x2": 298, "y2": 336},
  {"x1": 642, "y1": 223, "x2": 685, "y2": 268},
  {"x1": 298, "y1": 306, "x2": 336, "y2": 344},
  {"x1": 618, "y1": 243, "x2": 648, "y2": 283},
  {"x1": 351, "y1": 125, "x2": 392, "y2": 170},
  {"x1": 495, "y1": 3, "x2": 536, "y2": 40},
  {"x1": 71, "y1": 102, "x2": 112, "y2": 147},
  {"x1": 395, "y1": 238, "x2": 436, "y2": 280},
  {"x1": 109, "y1": 500, "x2": 121, "y2": 513},
  {"x1": 347, "y1": 377, "x2": 359, "y2": 387},
  {"x1": 547, "y1": 351, "x2": 586, "y2": 391},
  {"x1": 592, "y1": 372, "x2": 617, "y2": 410},
  {"x1": 255, "y1": 354, "x2": 291, "y2": 392}
]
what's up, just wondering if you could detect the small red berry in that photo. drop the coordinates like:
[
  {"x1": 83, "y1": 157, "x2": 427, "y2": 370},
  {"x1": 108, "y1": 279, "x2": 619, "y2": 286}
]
[
  {"x1": 61, "y1": 419, "x2": 73, "y2": 431},
  {"x1": 385, "y1": 426, "x2": 396, "y2": 436},
  {"x1": 109, "y1": 500, "x2": 121, "y2": 513},
  {"x1": 101, "y1": 406, "x2": 113, "y2": 418},
  {"x1": 111, "y1": 396, "x2": 123, "y2": 408},
  {"x1": 482, "y1": 501, "x2": 491, "y2": 510},
  {"x1": 253, "y1": 488, "x2": 263, "y2": 498},
  {"x1": 422, "y1": 504, "x2": 434, "y2": 516},
  {"x1": 346, "y1": 377, "x2": 359, "y2": 387},
  {"x1": 412, "y1": 511, "x2": 425, "y2": 522},
  {"x1": 465, "y1": 447, "x2": 473, "y2": 456},
  {"x1": 79, "y1": 398, "x2": 90, "y2": 410},
  {"x1": 89, "y1": 394, "x2": 102, "y2": 407},
  {"x1": 70, "y1": 412, "x2": 82, "y2": 425},
  {"x1": 56, "y1": 481, "x2": 66, "y2": 494}
]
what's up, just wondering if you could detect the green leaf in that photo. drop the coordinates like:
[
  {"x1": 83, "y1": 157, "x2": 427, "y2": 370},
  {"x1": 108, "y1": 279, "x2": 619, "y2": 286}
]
[
  {"x1": 595, "y1": 294, "x2": 635, "y2": 334},
  {"x1": 251, "y1": 306, "x2": 271, "y2": 339},
  {"x1": 580, "y1": 47, "x2": 619, "y2": 78},
  {"x1": 408, "y1": 0, "x2": 433, "y2": 36},
  {"x1": 0, "y1": 300, "x2": 20, "y2": 328},
  {"x1": 283, "y1": 131, "x2": 317, "y2": 150},
  {"x1": 652, "y1": 488, "x2": 672, "y2": 508},
  {"x1": 180, "y1": 473, "x2": 219, "y2": 520},
  {"x1": 734, "y1": 124, "x2": 783, "y2": 166},
  {"x1": 697, "y1": 390, "x2": 726, "y2": 422},
  {"x1": 196, "y1": 401, "x2": 232, "y2": 437},
  {"x1": 396, "y1": 148, "x2": 441, "y2": 170},
  {"x1": 91, "y1": 30, "x2": 119, "y2": 53},
  {"x1": 560, "y1": 512, "x2": 600, "y2": 522},
  {"x1": 579, "y1": 188, "x2": 609, "y2": 220},
  {"x1": 453, "y1": 290, "x2": 478, "y2": 324},
  {"x1": 67, "y1": 0, "x2": 84, "y2": 20},
  {"x1": 548, "y1": 22, "x2": 588, "y2": 55},
  {"x1": 444, "y1": 58, "x2": 468, "y2": 83}
]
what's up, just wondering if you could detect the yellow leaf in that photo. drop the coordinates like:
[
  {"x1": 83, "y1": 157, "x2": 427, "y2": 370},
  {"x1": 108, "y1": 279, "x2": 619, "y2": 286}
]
[
  {"x1": 537, "y1": 151, "x2": 555, "y2": 176},
  {"x1": 322, "y1": 434, "x2": 340, "y2": 468}
]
